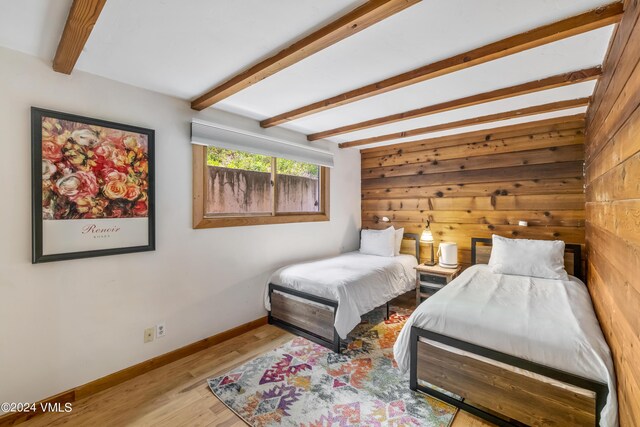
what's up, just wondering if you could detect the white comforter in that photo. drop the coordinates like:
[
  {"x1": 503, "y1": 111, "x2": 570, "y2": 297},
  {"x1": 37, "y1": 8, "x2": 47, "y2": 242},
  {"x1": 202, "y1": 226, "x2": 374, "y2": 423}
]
[
  {"x1": 393, "y1": 264, "x2": 618, "y2": 427},
  {"x1": 265, "y1": 252, "x2": 417, "y2": 339}
]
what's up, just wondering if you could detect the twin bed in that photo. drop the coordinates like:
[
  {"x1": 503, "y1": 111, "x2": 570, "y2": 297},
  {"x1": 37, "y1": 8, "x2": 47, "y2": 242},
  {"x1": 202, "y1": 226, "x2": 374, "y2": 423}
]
[
  {"x1": 395, "y1": 238, "x2": 616, "y2": 427},
  {"x1": 265, "y1": 233, "x2": 419, "y2": 352},
  {"x1": 264, "y1": 234, "x2": 617, "y2": 427}
]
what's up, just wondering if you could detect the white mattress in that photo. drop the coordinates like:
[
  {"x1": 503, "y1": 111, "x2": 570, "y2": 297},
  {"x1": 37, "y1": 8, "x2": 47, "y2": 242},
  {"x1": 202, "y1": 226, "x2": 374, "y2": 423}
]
[
  {"x1": 265, "y1": 252, "x2": 417, "y2": 339},
  {"x1": 393, "y1": 264, "x2": 618, "y2": 427}
]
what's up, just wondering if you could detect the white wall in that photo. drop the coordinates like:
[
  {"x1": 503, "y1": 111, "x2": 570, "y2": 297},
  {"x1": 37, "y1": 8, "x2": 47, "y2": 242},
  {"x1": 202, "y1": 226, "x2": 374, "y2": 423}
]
[{"x1": 0, "y1": 46, "x2": 361, "y2": 406}]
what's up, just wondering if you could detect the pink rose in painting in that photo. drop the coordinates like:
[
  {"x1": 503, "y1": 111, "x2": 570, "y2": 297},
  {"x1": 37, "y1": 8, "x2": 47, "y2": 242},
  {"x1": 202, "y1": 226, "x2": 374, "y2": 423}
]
[
  {"x1": 93, "y1": 145, "x2": 116, "y2": 173},
  {"x1": 42, "y1": 117, "x2": 150, "y2": 220},
  {"x1": 105, "y1": 130, "x2": 126, "y2": 148},
  {"x1": 42, "y1": 140, "x2": 63, "y2": 162},
  {"x1": 102, "y1": 168, "x2": 127, "y2": 183},
  {"x1": 94, "y1": 143, "x2": 115, "y2": 159},
  {"x1": 109, "y1": 206, "x2": 125, "y2": 218},
  {"x1": 124, "y1": 184, "x2": 141, "y2": 201},
  {"x1": 111, "y1": 148, "x2": 130, "y2": 171},
  {"x1": 54, "y1": 171, "x2": 99, "y2": 202},
  {"x1": 133, "y1": 200, "x2": 148, "y2": 217},
  {"x1": 71, "y1": 128, "x2": 99, "y2": 146},
  {"x1": 103, "y1": 180, "x2": 128, "y2": 200}
]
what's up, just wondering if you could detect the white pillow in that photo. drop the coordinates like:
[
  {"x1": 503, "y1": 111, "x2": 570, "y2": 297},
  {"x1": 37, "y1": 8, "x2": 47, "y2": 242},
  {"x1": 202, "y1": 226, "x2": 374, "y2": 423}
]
[
  {"x1": 394, "y1": 227, "x2": 404, "y2": 256},
  {"x1": 360, "y1": 227, "x2": 395, "y2": 257},
  {"x1": 487, "y1": 235, "x2": 569, "y2": 280}
]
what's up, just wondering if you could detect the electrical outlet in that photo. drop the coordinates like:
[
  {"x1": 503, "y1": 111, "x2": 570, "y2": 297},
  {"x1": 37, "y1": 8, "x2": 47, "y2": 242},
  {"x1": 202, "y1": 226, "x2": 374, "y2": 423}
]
[
  {"x1": 156, "y1": 322, "x2": 166, "y2": 338},
  {"x1": 144, "y1": 327, "x2": 155, "y2": 343}
]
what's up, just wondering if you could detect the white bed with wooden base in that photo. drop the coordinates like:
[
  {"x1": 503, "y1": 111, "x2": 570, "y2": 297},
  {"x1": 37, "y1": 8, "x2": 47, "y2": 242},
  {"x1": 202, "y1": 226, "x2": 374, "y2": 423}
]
[
  {"x1": 265, "y1": 233, "x2": 419, "y2": 352},
  {"x1": 394, "y1": 237, "x2": 617, "y2": 427}
]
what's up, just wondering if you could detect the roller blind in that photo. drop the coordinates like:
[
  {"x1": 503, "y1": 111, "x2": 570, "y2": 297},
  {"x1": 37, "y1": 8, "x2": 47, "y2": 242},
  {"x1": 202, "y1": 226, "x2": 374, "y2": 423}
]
[{"x1": 191, "y1": 120, "x2": 334, "y2": 168}]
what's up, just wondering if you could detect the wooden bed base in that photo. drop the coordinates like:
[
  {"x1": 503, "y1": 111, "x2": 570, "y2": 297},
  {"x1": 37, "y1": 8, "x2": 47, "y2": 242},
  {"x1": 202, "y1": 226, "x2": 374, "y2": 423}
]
[
  {"x1": 409, "y1": 237, "x2": 608, "y2": 426},
  {"x1": 268, "y1": 283, "x2": 343, "y2": 352},
  {"x1": 268, "y1": 283, "x2": 391, "y2": 352},
  {"x1": 268, "y1": 233, "x2": 420, "y2": 353},
  {"x1": 410, "y1": 327, "x2": 608, "y2": 426}
]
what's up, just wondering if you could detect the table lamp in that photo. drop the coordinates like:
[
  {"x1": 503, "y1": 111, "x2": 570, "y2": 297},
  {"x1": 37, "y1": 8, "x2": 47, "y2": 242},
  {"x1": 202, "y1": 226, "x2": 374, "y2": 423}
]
[{"x1": 420, "y1": 229, "x2": 436, "y2": 266}]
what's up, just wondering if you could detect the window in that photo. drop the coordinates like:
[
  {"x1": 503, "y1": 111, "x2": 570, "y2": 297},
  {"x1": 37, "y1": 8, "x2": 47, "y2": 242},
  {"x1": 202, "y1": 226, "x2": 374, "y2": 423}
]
[
  {"x1": 206, "y1": 147, "x2": 273, "y2": 216},
  {"x1": 276, "y1": 158, "x2": 320, "y2": 213},
  {"x1": 193, "y1": 145, "x2": 329, "y2": 228}
]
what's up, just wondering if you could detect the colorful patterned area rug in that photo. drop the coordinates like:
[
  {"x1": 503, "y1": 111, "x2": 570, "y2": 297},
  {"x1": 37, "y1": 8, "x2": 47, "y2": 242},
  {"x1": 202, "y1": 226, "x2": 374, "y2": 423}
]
[{"x1": 208, "y1": 307, "x2": 457, "y2": 426}]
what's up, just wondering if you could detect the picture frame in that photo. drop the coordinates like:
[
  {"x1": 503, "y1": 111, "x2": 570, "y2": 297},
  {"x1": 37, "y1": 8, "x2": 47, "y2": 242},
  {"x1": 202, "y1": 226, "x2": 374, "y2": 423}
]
[{"x1": 31, "y1": 107, "x2": 155, "y2": 263}]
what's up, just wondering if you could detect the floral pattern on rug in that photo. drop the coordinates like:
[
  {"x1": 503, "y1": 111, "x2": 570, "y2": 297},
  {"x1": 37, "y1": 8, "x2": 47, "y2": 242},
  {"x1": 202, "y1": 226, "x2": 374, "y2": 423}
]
[{"x1": 208, "y1": 307, "x2": 456, "y2": 427}]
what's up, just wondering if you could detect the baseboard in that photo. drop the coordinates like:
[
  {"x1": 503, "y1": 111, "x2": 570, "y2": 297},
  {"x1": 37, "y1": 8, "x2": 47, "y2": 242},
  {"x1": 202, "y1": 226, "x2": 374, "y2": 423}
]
[{"x1": 0, "y1": 316, "x2": 268, "y2": 426}]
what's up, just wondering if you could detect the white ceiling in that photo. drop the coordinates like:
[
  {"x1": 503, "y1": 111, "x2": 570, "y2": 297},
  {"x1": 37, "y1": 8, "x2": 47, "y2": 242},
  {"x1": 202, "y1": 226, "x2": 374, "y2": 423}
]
[{"x1": 0, "y1": 0, "x2": 616, "y2": 148}]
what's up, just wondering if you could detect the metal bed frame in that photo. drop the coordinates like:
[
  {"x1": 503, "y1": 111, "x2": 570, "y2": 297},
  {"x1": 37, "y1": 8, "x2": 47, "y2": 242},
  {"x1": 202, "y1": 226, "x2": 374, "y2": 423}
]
[{"x1": 408, "y1": 237, "x2": 607, "y2": 426}]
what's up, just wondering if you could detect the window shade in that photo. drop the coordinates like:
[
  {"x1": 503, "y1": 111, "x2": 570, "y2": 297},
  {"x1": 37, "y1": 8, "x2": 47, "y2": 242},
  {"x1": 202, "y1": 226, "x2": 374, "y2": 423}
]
[{"x1": 191, "y1": 120, "x2": 334, "y2": 168}]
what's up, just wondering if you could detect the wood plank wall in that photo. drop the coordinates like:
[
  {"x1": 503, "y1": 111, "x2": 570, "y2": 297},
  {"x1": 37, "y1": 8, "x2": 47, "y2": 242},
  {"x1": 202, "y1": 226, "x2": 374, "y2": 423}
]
[
  {"x1": 360, "y1": 117, "x2": 586, "y2": 267},
  {"x1": 584, "y1": 0, "x2": 640, "y2": 424}
]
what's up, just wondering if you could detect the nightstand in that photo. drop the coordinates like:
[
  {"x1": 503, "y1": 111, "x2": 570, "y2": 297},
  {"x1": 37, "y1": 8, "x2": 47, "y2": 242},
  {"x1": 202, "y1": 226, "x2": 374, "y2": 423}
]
[{"x1": 415, "y1": 264, "x2": 461, "y2": 304}]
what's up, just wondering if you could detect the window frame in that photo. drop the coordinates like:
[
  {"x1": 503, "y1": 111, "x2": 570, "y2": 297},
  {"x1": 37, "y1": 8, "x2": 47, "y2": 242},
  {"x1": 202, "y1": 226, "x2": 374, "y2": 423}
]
[{"x1": 192, "y1": 145, "x2": 330, "y2": 229}]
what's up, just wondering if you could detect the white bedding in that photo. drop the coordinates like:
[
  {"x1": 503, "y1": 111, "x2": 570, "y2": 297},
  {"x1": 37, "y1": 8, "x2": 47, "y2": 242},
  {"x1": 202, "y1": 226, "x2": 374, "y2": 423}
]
[
  {"x1": 265, "y1": 252, "x2": 417, "y2": 339},
  {"x1": 393, "y1": 264, "x2": 618, "y2": 427}
]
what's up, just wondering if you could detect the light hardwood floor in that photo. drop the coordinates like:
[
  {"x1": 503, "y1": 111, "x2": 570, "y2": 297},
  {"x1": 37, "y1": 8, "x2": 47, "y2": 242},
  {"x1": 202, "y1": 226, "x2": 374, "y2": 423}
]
[{"x1": 21, "y1": 302, "x2": 494, "y2": 426}]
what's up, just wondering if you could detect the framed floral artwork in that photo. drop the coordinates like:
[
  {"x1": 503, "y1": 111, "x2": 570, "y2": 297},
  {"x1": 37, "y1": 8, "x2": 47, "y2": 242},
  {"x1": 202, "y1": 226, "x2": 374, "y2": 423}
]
[{"x1": 31, "y1": 108, "x2": 155, "y2": 263}]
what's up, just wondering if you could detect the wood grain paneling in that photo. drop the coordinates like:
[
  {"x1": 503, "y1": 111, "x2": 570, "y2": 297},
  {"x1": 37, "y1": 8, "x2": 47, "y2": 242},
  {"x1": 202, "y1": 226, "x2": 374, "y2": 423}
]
[
  {"x1": 362, "y1": 161, "x2": 584, "y2": 190},
  {"x1": 361, "y1": 123, "x2": 585, "y2": 168},
  {"x1": 416, "y1": 340, "x2": 597, "y2": 426},
  {"x1": 340, "y1": 98, "x2": 590, "y2": 148},
  {"x1": 586, "y1": 0, "x2": 640, "y2": 162},
  {"x1": 361, "y1": 177, "x2": 584, "y2": 200},
  {"x1": 585, "y1": 2, "x2": 640, "y2": 425},
  {"x1": 362, "y1": 144, "x2": 584, "y2": 179},
  {"x1": 270, "y1": 292, "x2": 335, "y2": 340},
  {"x1": 360, "y1": 119, "x2": 586, "y2": 267},
  {"x1": 361, "y1": 116, "x2": 585, "y2": 158}
]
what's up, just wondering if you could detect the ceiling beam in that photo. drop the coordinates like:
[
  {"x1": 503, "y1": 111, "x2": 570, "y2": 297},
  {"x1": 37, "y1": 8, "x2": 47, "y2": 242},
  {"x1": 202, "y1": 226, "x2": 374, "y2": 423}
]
[
  {"x1": 190, "y1": 0, "x2": 421, "y2": 111},
  {"x1": 53, "y1": 0, "x2": 107, "y2": 74},
  {"x1": 261, "y1": 2, "x2": 622, "y2": 128},
  {"x1": 338, "y1": 97, "x2": 590, "y2": 148},
  {"x1": 308, "y1": 66, "x2": 601, "y2": 141}
]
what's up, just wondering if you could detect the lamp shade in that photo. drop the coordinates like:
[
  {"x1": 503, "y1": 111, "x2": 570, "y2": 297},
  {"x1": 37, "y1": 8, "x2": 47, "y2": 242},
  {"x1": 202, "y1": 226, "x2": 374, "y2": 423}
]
[{"x1": 420, "y1": 230, "x2": 434, "y2": 243}]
